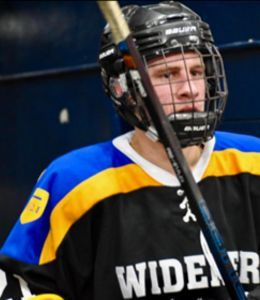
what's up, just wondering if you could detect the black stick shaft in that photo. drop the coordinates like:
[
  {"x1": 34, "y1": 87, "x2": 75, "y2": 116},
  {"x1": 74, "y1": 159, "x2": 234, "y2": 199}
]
[{"x1": 97, "y1": 2, "x2": 246, "y2": 299}]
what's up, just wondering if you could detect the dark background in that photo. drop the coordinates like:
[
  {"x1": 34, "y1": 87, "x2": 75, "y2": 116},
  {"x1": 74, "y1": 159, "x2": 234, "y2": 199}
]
[{"x1": 0, "y1": 0, "x2": 259, "y2": 245}]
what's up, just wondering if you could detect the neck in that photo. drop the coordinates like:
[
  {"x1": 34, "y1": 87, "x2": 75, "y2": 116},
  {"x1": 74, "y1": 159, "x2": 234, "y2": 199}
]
[{"x1": 130, "y1": 128, "x2": 203, "y2": 175}]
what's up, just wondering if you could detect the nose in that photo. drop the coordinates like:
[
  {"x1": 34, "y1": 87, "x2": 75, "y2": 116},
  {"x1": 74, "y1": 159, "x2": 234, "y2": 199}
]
[{"x1": 174, "y1": 75, "x2": 199, "y2": 102}]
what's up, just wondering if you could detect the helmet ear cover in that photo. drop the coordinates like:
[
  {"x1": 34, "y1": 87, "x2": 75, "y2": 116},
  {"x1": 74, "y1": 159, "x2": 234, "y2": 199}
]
[{"x1": 101, "y1": 55, "x2": 151, "y2": 130}]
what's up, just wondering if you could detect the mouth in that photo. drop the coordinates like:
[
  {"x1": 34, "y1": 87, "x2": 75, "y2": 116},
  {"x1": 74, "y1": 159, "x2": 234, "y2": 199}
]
[
  {"x1": 168, "y1": 110, "x2": 206, "y2": 121},
  {"x1": 176, "y1": 105, "x2": 200, "y2": 113},
  {"x1": 165, "y1": 106, "x2": 201, "y2": 117}
]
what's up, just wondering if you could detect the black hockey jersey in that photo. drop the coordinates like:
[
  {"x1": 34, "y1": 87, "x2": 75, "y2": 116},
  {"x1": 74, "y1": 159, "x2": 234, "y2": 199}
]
[{"x1": 0, "y1": 131, "x2": 260, "y2": 300}]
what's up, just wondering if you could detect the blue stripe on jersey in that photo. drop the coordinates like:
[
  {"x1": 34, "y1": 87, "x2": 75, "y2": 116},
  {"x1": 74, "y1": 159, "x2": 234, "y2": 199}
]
[
  {"x1": 214, "y1": 131, "x2": 260, "y2": 152},
  {"x1": 1, "y1": 140, "x2": 132, "y2": 264}
]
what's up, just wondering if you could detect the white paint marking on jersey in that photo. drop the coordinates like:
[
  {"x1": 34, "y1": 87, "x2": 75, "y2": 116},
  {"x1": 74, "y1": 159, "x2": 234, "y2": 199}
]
[
  {"x1": 177, "y1": 189, "x2": 184, "y2": 197},
  {"x1": 14, "y1": 274, "x2": 33, "y2": 297},
  {"x1": 179, "y1": 197, "x2": 197, "y2": 223},
  {"x1": 0, "y1": 269, "x2": 7, "y2": 297},
  {"x1": 199, "y1": 231, "x2": 224, "y2": 285}
]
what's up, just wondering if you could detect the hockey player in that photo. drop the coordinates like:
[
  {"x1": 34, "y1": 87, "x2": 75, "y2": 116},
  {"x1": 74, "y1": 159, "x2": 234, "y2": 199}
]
[{"x1": 0, "y1": 1, "x2": 260, "y2": 299}]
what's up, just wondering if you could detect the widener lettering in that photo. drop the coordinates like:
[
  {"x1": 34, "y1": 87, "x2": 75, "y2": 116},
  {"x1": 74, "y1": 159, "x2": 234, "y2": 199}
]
[{"x1": 115, "y1": 251, "x2": 260, "y2": 299}]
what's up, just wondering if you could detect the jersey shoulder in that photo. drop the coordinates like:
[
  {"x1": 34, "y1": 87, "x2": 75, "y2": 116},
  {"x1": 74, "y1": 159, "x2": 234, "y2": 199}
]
[
  {"x1": 46, "y1": 139, "x2": 132, "y2": 183},
  {"x1": 214, "y1": 131, "x2": 260, "y2": 152},
  {"x1": 33, "y1": 139, "x2": 134, "y2": 215},
  {"x1": 203, "y1": 131, "x2": 260, "y2": 179},
  {"x1": 0, "y1": 140, "x2": 133, "y2": 264}
]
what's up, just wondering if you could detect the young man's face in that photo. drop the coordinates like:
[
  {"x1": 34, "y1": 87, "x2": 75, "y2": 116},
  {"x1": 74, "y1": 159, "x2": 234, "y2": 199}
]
[{"x1": 147, "y1": 51, "x2": 206, "y2": 116}]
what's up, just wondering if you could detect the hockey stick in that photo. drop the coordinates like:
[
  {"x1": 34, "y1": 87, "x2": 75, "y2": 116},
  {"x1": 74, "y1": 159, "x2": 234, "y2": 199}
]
[{"x1": 97, "y1": 1, "x2": 246, "y2": 299}]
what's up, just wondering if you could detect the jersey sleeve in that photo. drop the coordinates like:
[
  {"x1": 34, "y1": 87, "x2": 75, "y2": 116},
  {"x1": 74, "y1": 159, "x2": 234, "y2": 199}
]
[{"x1": 0, "y1": 153, "x2": 95, "y2": 299}]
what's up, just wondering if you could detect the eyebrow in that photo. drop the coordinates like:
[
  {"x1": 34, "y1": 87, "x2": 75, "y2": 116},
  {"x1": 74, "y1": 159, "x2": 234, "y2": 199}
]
[
  {"x1": 150, "y1": 63, "x2": 205, "y2": 73},
  {"x1": 190, "y1": 64, "x2": 205, "y2": 70}
]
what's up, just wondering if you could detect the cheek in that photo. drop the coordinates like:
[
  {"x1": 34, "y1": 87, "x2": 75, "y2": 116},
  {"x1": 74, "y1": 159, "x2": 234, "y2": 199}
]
[
  {"x1": 153, "y1": 85, "x2": 175, "y2": 115},
  {"x1": 197, "y1": 80, "x2": 206, "y2": 109},
  {"x1": 153, "y1": 85, "x2": 174, "y2": 103},
  {"x1": 199, "y1": 80, "x2": 206, "y2": 96}
]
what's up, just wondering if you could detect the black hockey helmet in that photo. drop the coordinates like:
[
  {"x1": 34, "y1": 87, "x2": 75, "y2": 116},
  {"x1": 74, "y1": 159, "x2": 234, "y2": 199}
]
[{"x1": 98, "y1": 1, "x2": 228, "y2": 147}]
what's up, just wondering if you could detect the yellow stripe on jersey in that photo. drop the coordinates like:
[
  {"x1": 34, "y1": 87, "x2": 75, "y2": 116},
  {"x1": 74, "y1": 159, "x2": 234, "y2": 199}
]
[
  {"x1": 27, "y1": 295, "x2": 63, "y2": 300},
  {"x1": 203, "y1": 148, "x2": 260, "y2": 179},
  {"x1": 39, "y1": 164, "x2": 161, "y2": 264}
]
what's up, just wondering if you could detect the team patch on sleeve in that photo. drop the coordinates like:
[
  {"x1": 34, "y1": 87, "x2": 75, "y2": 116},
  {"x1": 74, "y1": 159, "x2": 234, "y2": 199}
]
[{"x1": 20, "y1": 188, "x2": 49, "y2": 224}]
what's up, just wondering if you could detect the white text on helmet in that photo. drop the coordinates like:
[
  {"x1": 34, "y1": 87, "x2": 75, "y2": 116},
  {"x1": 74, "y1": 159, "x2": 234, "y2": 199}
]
[
  {"x1": 165, "y1": 26, "x2": 197, "y2": 36},
  {"x1": 99, "y1": 47, "x2": 115, "y2": 60}
]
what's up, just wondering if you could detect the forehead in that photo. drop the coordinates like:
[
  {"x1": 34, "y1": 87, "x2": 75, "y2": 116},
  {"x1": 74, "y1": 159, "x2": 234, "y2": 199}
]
[{"x1": 147, "y1": 51, "x2": 203, "y2": 67}]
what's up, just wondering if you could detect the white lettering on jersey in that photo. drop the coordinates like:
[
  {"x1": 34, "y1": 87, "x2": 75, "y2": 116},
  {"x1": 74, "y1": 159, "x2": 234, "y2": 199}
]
[
  {"x1": 209, "y1": 262, "x2": 223, "y2": 287},
  {"x1": 184, "y1": 255, "x2": 208, "y2": 290},
  {"x1": 240, "y1": 251, "x2": 260, "y2": 284},
  {"x1": 115, "y1": 251, "x2": 260, "y2": 298},
  {"x1": 147, "y1": 261, "x2": 161, "y2": 295},
  {"x1": 115, "y1": 263, "x2": 146, "y2": 299},
  {"x1": 200, "y1": 231, "x2": 224, "y2": 287},
  {"x1": 228, "y1": 251, "x2": 239, "y2": 272},
  {"x1": 159, "y1": 259, "x2": 184, "y2": 293}
]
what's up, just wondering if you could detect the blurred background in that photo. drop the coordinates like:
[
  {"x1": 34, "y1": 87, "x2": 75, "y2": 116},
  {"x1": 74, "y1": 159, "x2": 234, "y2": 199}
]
[{"x1": 0, "y1": 0, "x2": 259, "y2": 245}]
